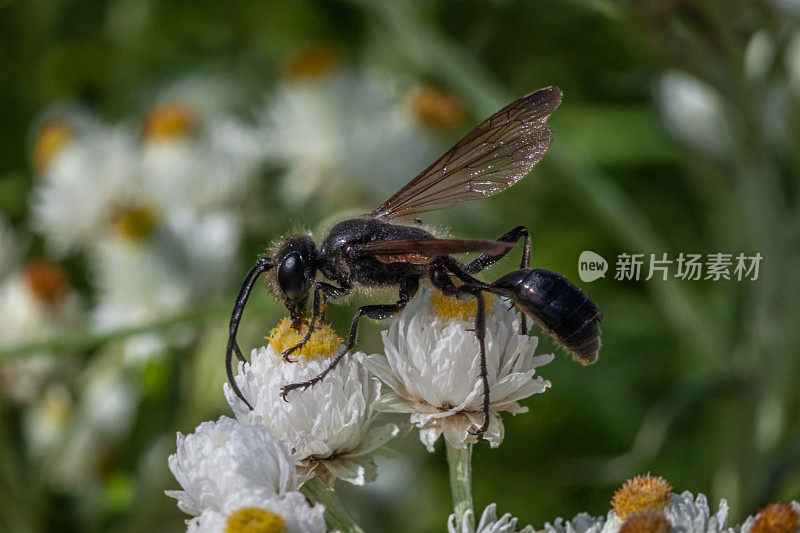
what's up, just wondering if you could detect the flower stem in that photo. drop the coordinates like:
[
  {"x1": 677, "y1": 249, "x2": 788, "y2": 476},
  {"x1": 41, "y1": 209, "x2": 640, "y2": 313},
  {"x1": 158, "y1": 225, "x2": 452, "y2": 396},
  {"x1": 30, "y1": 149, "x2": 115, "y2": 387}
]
[
  {"x1": 446, "y1": 442, "x2": 474, "y2": 528},
  {"x1": 301, "y1": 476, "x2": 365, "y2": 533}
]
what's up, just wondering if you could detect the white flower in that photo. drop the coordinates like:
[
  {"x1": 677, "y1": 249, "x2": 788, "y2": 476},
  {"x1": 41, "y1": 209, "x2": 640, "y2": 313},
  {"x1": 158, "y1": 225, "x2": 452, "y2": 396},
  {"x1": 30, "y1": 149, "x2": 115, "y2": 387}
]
[
  {"x1": 187, "y1": 491, "x2": 326, "y2": 533},
  {"x1": 540, "y1": 513, "x2": 608, "y2": 533},
  {"x1": 662, "y1": 491, "x2": 732, "y2": 533},
  {"x1": 364, "y1": 286, "x2": 553, "y2": 451},
  {"x1": 0, "y1": 260, "x2": 81, "y2": 403},
  {"x1": 166, "y1": 416, "x2": 300, "y2": 517},
  {"x1": 739, "y1": 501, "x2": 800, "y2": 533},
  {"x1": 225, "y1": 331, "x2": 398, "y2": 488},
  {"x1": 656, "y1": 70, "x2": 731, "y2": 157},
  {"x1": 32, "y1": 124, "x2": 140, "y2": 254},
  {"x1": 448, "y1": 504, "x2": 534, "y2": 533},
  {"x1": 258, "y1": 70, "x2": 440, "y2": 205}
]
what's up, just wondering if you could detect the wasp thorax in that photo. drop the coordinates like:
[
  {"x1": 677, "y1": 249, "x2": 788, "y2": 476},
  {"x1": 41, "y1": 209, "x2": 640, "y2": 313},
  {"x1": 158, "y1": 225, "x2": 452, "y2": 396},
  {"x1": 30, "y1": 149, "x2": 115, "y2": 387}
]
[{"x1": 275, "y1": 235, "x2": 317, "y2": 301}]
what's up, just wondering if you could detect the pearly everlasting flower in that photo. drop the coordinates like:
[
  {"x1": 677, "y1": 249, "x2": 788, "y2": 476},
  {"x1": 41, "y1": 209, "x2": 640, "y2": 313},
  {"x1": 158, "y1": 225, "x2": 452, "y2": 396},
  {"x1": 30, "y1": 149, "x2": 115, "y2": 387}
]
[
  {"x1": 364, "y1": 286, "x2": 553, "y2": 451},
  {"x1": 739, "y1": 501, "x2": 800, "y2": 533},
  {"x1": 31, "y1": 124, "x2": 141, "y2": 254},
  {"x1": 257, "y1": 69, "x2": 441, "y2": 205},
  {"x1": 448, "y1": 504, "x2": 534, "y2": 533},
  {"x1": 225, "y1": 319, "x2": 398, "y2": 488},
  {"x1": 166, "y1": 416, "x2": 300, "y2": 517},
  {"x1": 0, "y1": 260, "x2": 82, "y2": 403},
  {"x1": 187, "y1": 491, "x2": 326, "y2": 533}
]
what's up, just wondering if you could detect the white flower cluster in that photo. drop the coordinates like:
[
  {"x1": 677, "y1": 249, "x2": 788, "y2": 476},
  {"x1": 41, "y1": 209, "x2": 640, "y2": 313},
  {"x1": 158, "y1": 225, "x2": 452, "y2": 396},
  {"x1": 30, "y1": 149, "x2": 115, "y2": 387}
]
[
  {"x1": 29, "y1": 77, "x2": 263, "y2": 361},
  {"x1": 542, "y1": 491, "x2": 800, "y2": 533},
  {"x1": 169, "y1": 280, "x2": 557, "y2": 531}
]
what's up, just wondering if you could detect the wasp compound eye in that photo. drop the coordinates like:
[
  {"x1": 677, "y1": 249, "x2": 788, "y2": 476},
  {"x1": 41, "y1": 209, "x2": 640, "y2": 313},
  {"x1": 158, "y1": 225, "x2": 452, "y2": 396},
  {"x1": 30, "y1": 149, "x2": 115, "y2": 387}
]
[{"x1": 278, "y1": 251, "x2": 309, "y2": 300}]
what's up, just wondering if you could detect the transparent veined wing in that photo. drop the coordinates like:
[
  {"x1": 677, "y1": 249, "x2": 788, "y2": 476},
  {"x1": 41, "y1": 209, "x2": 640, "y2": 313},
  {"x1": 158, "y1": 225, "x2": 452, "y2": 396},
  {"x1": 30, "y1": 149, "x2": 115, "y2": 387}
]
[{"x1": 371, "y1": 86, "x2": 562, "y2": 219}]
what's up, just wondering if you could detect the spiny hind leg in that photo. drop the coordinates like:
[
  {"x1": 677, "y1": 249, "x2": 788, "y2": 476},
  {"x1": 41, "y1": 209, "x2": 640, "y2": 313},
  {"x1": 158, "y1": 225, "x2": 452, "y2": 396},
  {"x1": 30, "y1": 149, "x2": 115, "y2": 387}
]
[
  {"x1": 280, "y1": 277, "x2": 419, "y2": 399},
  {"x1": 465, "y1": 225, "x2": 530, "y2": 334}
]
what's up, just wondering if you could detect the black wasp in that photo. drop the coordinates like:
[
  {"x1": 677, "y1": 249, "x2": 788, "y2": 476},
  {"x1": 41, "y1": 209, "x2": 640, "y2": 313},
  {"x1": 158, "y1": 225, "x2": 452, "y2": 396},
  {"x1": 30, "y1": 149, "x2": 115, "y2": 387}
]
[{"x1": 226, "y1": 86, "x2": 602, "y2": 435}]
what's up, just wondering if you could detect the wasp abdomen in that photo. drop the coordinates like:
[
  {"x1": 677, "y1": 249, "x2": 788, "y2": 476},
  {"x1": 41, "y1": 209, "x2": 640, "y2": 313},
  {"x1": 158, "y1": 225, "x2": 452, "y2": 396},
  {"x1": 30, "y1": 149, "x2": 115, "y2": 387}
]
[{"x1": 490, "y1": 268, "x2": 601, "y2": 364}]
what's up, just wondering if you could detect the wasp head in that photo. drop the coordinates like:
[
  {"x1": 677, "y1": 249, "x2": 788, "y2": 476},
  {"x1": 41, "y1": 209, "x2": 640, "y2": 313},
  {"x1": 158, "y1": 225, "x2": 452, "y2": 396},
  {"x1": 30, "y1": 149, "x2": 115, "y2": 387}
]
[{"x1": 267, "y1": 234, "x2": 317, "y2": 327}]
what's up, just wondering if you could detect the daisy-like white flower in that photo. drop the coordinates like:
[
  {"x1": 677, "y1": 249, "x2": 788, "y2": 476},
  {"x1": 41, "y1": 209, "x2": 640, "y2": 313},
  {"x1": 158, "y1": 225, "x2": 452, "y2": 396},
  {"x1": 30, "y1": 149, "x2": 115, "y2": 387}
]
[
  {"x1": 739, "y1": 501, "x2": 800, "y2": 533},
  {"x1": 0, "y1": 260, "x2": 82, "y2": 403},
  {"x1": 258, "y1": 67, "x2": 441, "y2": 205},
  {"x1": 551, "y1": 475, "x2": 735, "y2": 533},
  {"x1": 166, "y1": 416, "x2": 300, "y2": 517},
  {"x1": 186, "y1": 491, "x2": 326, "y2": 533},
  {"x1": 225, "y1": 318, "x2": 398, "y2": 488},
  {"x1": 363, "y1": 286, "x2": 553, "y2": 451},
  {"x1": 448, "y1": 504, "x2": 534, "y2": 533},
  {"x1": 656, "y1": 70, "x2": 730, "y2": 158},
  {"x1": 31, "y1": 124, "x2": 140, "y2": 254}
]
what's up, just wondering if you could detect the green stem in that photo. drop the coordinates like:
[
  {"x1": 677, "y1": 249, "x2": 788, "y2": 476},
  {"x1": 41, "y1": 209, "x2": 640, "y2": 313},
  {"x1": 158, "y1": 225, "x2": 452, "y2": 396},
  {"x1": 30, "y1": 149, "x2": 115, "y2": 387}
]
[
  {"x1": 446, "y1": 442, "x2": 474, "y2": 528},
  {"x1": 300, "y1": 476, "x2": 365, "y2": 533}
]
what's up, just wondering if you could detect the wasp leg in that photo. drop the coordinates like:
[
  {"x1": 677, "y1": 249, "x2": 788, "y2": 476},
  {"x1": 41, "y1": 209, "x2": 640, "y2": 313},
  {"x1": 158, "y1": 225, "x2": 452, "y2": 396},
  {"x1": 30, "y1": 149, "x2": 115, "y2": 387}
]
[
  {"x1": 465, "y1": 225, "x2": 531, "y2": 335},
  {"x1": 281, "y1": 282, "x2": 350, "y2": 362},
  {"x1": 431, "y1": 259, "x2": 491, "y2": 436},
  {"x1": 227, "y1": 256, "x2": 273, "y2": 410},
  {"x1": 280, "y1": 276, "x2": 419, "y2": 399}
]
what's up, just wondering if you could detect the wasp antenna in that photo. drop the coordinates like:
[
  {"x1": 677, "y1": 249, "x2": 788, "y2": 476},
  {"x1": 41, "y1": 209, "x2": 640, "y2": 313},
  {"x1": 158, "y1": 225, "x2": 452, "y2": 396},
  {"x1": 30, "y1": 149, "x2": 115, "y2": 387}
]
[{"x1": 226, "y1": 256, "x2": 273, "y2": 410}]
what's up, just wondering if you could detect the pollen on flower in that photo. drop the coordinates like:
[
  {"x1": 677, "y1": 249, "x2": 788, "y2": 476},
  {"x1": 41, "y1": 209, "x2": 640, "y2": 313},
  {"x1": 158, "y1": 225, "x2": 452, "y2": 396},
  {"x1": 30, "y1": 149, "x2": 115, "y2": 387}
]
[
  {"x1": 430, "y1": 290, "x2": 494, "y2": 321},
  {"x1": 24, "y1": 259, "x2": 69, "y2": 306},
  {"x1": 225, "y1": 507, "x2": 285, "y2": 533},
  {"x1": 618, "y1": 509, "x2": 670, "y2": 533},
  {"x1": 33, "y1": 120, "x2": 72, "y2": 172},
  {"x1": 407, "y1": 85, "x2": 466, "y2": 131},
  {"x1": 611, "y1": 474, "x2": 673, "y2": 520},
  {"x1": 111, "y1": 205, "x2": 159, "y2": 241},
  {"x1": 141, "y1": 102, "x2": 197, "y2": 140},
  {"x1": 268, "y1": 317, "x2": 342, "y2": 360},
  {"x1": 752, "y1": 502, "x2": 800, "y2": 533},
  {"x1": 284, "y1": 45, "x2": 340, "y2": 82}
]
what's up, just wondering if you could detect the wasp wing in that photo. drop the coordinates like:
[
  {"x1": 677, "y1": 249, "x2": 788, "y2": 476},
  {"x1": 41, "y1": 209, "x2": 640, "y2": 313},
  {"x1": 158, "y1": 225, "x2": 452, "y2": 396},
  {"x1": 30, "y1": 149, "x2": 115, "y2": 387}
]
[
  {"x1": 371, "y1": 86, "x2": 562, "y2": 220},
  {"x1": 360, "y1": 238, "x2": 514, "y2": 264}
]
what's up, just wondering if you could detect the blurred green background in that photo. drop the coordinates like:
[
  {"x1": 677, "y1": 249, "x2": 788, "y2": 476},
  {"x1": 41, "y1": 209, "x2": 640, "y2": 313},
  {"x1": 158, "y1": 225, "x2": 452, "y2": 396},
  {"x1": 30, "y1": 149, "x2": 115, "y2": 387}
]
[{"x1": 1, "y1": 0, "x2": 799, "y2": 531}]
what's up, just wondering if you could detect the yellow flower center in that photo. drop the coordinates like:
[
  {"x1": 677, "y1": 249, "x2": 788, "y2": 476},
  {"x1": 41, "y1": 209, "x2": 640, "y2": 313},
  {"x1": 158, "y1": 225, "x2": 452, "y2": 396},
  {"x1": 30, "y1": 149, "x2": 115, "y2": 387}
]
[
  {"x1": 268, "y1": 317, "x2": 342, "y2": 360},
  {"x1": 611, "y1": 475, "x2": 673, "y2": 520},
  {"x1": 33, "y1": 120, "x2": 72, "y2": 172},
  {"x1": 753, "y1": 502, "x2": 800, "y2": 533},
  {"x1": 141, "y1": 102, "x2": 197, "y2": 140},
  {"x1": 111, "y1": 205, "x2": 159, "y2": 242},
  {"x1": 23, "y1": 259, "x2": 69, "y2": 306},
  {"x1": 225, "y1": 507, "x2": 285, "y2": 533},
  {"x1": 431, "y1": 291, "x2": 494, "y2": 321},
  {"x1": 284, "y1": 45, "x2": 340, "y2": 82},
  {"x1": 407, "y1": 85, "x2": 466, "y2": 131},
  {"x1": 619, "y1": 509, "x2": 670, "y2": 533}
]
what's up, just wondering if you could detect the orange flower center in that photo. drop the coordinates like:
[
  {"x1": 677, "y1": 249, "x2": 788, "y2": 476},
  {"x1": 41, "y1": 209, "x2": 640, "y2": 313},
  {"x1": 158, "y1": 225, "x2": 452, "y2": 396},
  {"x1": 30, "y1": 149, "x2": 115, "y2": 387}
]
[
  {"x1": 225, "y1": 507, "x2": 285, "y2": 533},
  {"x1": 33, "y1": 120, "x2": 72, "y2": 172},
  {"x1": 407, "y1": 85, "x2": 466, "y2": 131},
  {"x1": 141, "y1": 102, "x2": 197, "y2": 140},
  {"x1": 24, "y1": 260, "x2": 69, "y2": 306},
  {"x1": 752, "y1": 502, "x2": 800, "y2": 533},
  {"x1": 611, "y1": 475, "x2": 673, "y2": 520}
]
